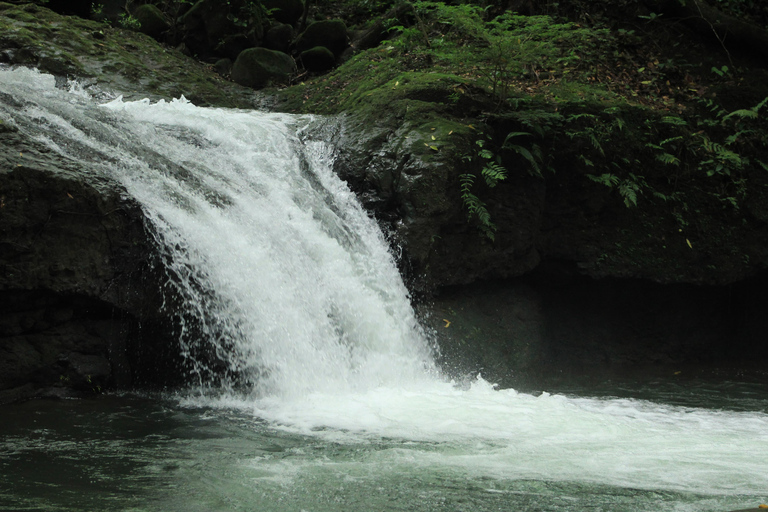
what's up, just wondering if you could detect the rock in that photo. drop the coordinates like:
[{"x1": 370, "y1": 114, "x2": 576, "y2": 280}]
[
  {"x1": 300, "y1": 45, "x2": 335, "y2": 72},
  {"x1": 262, "y1": 0, "x2": 304, "y2": 25},
  {"x1": 296, "y1": 19, "x2": 348, "y2": 57},
  {"x1": 264, "y1": 22, "x2": 294, "y2": 53},
  {"x1": 216, "y1": 32, "x2": 258, "y2": 60},
  {"x1": 231, "y1": 47, "x2": 295, "y2": 88},
  {"x1": 348, "y1": 4, "x2": 413, "y2": 56},
  {"x1": 214, "y1": 57, "x2": 232, "y2": 76},
  {"x1": 0, "y1": 126, "x2": 177, "y2": 401},
  {"x1": 132, "y1": 3, "x2": 168, "y2": 39}
]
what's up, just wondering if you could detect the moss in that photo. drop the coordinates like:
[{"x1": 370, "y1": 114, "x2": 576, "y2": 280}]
[{"x1": 0, "y1": 2, "x2": 261, "y2": 108}]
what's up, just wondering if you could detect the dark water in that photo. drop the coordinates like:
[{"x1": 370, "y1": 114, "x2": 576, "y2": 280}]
[{"x1": 2, "y1": 370, "x2": 767, "y2": 512}]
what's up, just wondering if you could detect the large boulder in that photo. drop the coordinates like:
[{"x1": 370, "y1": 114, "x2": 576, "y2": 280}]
[
  {"x1": 133, "y1": 3, "x2": 168, "y2": 39},
  {"x1": 231, "y1": 47, "x2": 295, "y2": 88},
  {"x1": 295, "y1": 19, "x2": 348, "y2": 57},
  {"x1": 264, "y1": 22, "x2": 294, "y2": 53}
]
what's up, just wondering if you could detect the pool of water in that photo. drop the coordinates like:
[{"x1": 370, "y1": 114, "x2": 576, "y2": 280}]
[{"x1": 2, "y1": 370, "x2": 767, "y2": 512}]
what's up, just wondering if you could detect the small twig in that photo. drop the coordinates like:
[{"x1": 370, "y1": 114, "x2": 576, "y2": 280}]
[{"x1": 691, "y1": 0, "x2": 734, "y2": 68}]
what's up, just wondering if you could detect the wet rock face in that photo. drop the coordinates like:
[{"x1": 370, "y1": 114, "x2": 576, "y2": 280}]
[
  {"x1": 330, "y1": 116, "x2": 544, "y2": 291},
  {"x1": 0, "y1": 126, "x2": 180, "y2": 402}
]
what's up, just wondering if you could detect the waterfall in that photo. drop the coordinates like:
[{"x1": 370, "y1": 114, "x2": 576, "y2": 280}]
[
  {"x1": 3, "y1": 68, "x2": 767, "y2": 501},
  {"x1": 0, "y1": 67, "x2": 436, "y2": 398}
]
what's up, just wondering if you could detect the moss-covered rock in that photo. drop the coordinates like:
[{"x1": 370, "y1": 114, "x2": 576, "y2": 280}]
[
  {"x1": 274, "y1": 40, "x2": 768, "y2": 289},
  {"x1": 300, "y1": 45, "x2": 335, "y2": 72},
  {"x1": 231, "y1": 47, "x2": 295, "y2": 88},
  {"x1": 264, "y1": 22, "x2": 293, "y2": 53},
  {"x1": 132, "y1": 3, "x2": 168, "y2": 39},
  {"x1": 295, "y1": 19, "x2": 347, "y2": 57}
]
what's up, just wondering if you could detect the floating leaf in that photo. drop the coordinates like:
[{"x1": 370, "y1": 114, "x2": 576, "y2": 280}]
[{"x1": 442, "y1": 319, "x2": 451, "y2": 328}]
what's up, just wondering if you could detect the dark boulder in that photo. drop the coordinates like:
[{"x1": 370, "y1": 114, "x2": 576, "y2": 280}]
[
  {"x1": 300, "y1": 45, "x2": 335, "y2": 72},
  {"x1": 295, "y1": 19, "x2": 348, "y2": 57},
  {"x1": 264, "y1": 22, "x2": 294, "y2": 53},
  {"x1": 133, "y1": 3, "x2": 168, "y2": 39},
  {"x1": 231, "y1": 47, "x2": 295, "y2": 88},
  {"x1": 214, "y1": 57, "x2": 233, "y2": 76}
]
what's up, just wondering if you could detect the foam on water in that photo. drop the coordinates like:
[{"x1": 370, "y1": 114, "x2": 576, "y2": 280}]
[
  {"x1": 2, "y1": 67, "x2": 767, "y2": 501},
  {"x1": 190, "y1": 375, "x2": 768, "y2": 495}
]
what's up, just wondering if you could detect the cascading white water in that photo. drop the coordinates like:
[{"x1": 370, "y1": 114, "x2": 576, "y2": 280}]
[
  {"x1": 1, "y1": 67, "x2": 437, "y2": 399},
  {"x1": 2, "y1": 68, "x2": 767, "y2": 505}
]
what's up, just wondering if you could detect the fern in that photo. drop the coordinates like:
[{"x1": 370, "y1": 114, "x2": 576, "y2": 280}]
[
  {"x1": 587, "y1": 173, "x2": 620, "y2": 187},
  {"x1": 459, "y1": 176, "x2": 497, "y2": 241},
  {"x1": 482, "y1": 162, "x2": 507, "y2": 187}
]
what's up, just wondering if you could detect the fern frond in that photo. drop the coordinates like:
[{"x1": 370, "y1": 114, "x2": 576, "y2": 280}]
[{"x1": 482, "y1": 162, "x2": 507, "y2": 187}]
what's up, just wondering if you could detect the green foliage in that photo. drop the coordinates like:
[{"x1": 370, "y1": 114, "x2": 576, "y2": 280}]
[
  {"x1": 587, "y1": 172, "x2": 648, "y2": 207},
  {"x1": 687, "y1": 96, "x2": 768, "y2": 206},
  {"x1": 390, "y1": 2, "x2": 608, "y2": 104},
  {"x1": 578, "y1": 95, "x2": 768, "y2": 213},
  {"x1": 459, "y1": 172, "x2": 496, "y2": 240},
  {"x1": 458, "y1": 126, "x2": 547, "y2": 240},
  {"x1": 117, "y1": 12, "x2": 141, "y2": 30}
]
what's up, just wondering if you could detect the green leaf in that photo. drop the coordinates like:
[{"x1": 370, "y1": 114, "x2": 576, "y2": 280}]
[
  {"x1": 723, "y1": 109, "x2": 758, "y2": 121},
  {"x1": 660, "y1": 116, "x2": 687, "y2": 126}
]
